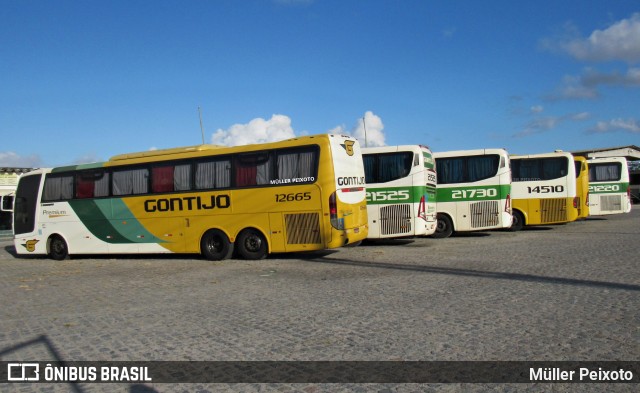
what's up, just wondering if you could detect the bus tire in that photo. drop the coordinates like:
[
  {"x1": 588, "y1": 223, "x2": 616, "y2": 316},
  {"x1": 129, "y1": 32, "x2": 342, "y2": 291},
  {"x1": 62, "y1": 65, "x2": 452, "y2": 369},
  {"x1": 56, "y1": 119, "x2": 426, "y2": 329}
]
[
  {"x1": 236, "y1": 228, "x2": 268, "y2": 260},
  {"x1": 432, "y1": 214, "x2": 453, "y2": 239},
  {"x1": 510, "y1": 211, "x2": 524, "y2": 231},
  {"x1": 49, "y1": 235, "x2": 69, "y2": 260},
  {"x1": 201, "y1": 229, "x2": 233, "y2": 261}
]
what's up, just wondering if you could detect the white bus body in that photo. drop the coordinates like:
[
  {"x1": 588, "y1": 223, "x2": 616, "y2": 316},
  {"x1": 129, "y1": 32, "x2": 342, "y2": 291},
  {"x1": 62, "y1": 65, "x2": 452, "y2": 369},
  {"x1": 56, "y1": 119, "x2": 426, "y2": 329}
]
[
  {"x1": 362, "y1": 145, "x2": 437, "y2": 239},
  {"x1": 587, "y1": 157, "x2": 631, "y2": 215},
  {"x1": 433, "y1": 149, "x2": 512, "y2": 238}
]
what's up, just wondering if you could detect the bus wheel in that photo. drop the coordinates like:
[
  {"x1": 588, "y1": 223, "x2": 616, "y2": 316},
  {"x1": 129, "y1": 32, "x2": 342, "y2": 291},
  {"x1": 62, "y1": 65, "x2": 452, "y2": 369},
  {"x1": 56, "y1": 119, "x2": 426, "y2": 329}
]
[
  {"x1": 236, "y1": 229, "x2": 268, "y2": 260},
  {"x1": 432, "y1": 214, "x2": 453, "y2": 239},
  {"x1": 49, "y1": 235, "x2": 69, "y2": 260},
  {"x1": 509, "y1": 211, "x2": 524, "y2": 231},
  {"x1": 201, "y1": 229, "x2": 233, "y2": 261}
]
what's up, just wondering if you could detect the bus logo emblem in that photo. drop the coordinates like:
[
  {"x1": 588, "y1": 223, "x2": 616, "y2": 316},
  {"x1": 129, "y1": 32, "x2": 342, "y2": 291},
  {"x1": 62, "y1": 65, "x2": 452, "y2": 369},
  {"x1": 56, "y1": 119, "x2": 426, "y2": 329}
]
[
  {"x1": 342, "y1": 140, "x2": 355, "y2": 156},
  {"x1": 21, "y1": 239, "x2": 39, "y2": 252}
]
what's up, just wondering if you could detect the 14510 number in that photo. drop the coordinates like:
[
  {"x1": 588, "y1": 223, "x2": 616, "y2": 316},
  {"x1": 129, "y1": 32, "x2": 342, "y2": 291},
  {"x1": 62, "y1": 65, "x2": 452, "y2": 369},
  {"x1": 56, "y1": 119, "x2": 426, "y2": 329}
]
[{"x1": 527, "y1": 185, "x2": 564, "y2": 193}]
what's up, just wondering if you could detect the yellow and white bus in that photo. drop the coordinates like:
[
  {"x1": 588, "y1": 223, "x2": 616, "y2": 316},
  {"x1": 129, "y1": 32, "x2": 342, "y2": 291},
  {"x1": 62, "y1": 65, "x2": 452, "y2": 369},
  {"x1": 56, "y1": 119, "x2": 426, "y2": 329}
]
[
  {"x1": 433, "y1": 149, "x2": 512, "y2": 238},
  {"x1": 574, "y1": 156, "x2": 590, "y2": 219},
  {"x1": 510, "y1": 151, "x2": 579, "y2": 230},
  {"x1": 362, "y1": 145, "x2": 437, "y2": 239},
  {"x1": 587, "y1": 156, "x2": 632, "y2": 215},
  {"x1": 13, "y1": 134, "x2": 368, "y2": 260}
]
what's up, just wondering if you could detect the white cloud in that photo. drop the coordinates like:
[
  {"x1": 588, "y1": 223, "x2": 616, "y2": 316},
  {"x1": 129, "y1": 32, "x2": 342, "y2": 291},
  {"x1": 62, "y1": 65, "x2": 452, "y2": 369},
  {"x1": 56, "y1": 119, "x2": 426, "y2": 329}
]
[
  {"x1": 530, "y1": 105, "x2": 544, "y2": 114},
  {"x1": 546, "y1": 67, "x2": 640, "y2": 101},
  {"x1": 513, "y1": 112, "x2": 590, "y2": 138},
  {"x1": 545, "y1": 13, "x2": 640, "y2": 63},
  {"x1": 211, "y1": 114, "x2": 297, "y2": 146},
  {"x1": 588, "y1": 118, "x2": 640, "y2": 134},
  {"x1": 581, "y1": 67, "x2": 640, "y2": 87},
  {"x1": 351, "y1": 111, "x2": 386, "y2": 147},
  {"x1": 0, "y1": 151, "x2": 42, "y2": 168},
  {"x1": 546, "y1": 74, "x2": 599, "y2": 101}
]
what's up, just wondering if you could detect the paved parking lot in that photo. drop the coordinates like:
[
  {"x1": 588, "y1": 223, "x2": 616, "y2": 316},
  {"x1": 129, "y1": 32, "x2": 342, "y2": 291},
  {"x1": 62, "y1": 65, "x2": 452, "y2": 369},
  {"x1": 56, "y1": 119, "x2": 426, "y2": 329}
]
[{"x1": 1, "y1": 209, "x2": 638, "y2": 392}]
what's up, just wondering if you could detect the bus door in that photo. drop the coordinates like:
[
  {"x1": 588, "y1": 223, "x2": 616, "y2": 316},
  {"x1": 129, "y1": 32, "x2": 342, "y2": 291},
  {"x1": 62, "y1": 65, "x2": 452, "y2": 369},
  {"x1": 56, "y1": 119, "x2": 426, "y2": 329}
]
[{"x1": 13, "y1": 174, "x2": 45, "y2": 253}]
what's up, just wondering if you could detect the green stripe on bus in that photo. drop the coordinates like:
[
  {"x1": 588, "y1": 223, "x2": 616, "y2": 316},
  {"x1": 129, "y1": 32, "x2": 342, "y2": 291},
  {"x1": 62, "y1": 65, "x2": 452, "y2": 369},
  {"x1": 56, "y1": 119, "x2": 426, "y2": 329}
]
[
  {"x1": 423, "y1": 152, "x2": 435, "y2": 169},
  {"x1": 366, "y1": 185, "x2": 436, "y2": 205},
  {"x1": 52, "y1": 162, "x2": 106, "y2": 173},
  {"x1": 68, "y1": 199, "x2": 164, "y2": 244},
  {"x1": 588, "y1": 182, "x2": 629, "y2": 194},
  {"x1": 436, "y1": 184, "x2": 511, "y2": 202}
]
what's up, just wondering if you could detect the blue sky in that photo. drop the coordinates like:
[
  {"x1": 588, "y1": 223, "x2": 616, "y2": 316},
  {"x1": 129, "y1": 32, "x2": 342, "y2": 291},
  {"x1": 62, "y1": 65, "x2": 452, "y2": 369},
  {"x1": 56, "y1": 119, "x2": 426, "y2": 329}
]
[{"x1": 1, "y1": 0, "x2": 639, "y2": 168}]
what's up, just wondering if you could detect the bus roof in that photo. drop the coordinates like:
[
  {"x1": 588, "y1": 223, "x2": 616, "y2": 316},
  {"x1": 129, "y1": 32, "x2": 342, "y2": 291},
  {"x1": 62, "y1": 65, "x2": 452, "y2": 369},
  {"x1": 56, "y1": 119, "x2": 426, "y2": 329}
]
[
  {"x1": 587, "y1": 156, "x2": 628, "y2": 164},
  {"x1": 433, "y1": 148, "x2": 508, "y2": 157},
  {"x1": 109, "y1": 144, "x2": 224, "y2": 161},
  {"x1": 362, "y1": 145, "x2": 432, "y2": 154},
  {"x1": 510, "y1": 151, "x2": 574, "y2": 160}
]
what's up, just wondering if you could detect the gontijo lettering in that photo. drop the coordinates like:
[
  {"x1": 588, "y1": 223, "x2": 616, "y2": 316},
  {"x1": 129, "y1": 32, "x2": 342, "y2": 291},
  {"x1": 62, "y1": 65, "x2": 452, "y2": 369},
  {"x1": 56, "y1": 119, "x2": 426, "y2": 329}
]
[
  {"x1": 337, "y1": 176, "x2": 365, "y2": 186},
  {"x1": 144, "y1": 194, "x2": 230, "y2": 212}
]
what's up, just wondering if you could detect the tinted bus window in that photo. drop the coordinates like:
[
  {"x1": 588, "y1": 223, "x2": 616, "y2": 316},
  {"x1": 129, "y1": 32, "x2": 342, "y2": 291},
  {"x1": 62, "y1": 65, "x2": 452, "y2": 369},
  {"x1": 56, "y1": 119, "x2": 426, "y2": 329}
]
[
  {"x1": 436, "y1": 155, "x2": 499, "y2": 184},
  {"x1": 363, "y1": 152, "x2": 413, "y2": 183},
  {"x1": 589, "y1": 162, "x2": 622, "y2": 182},
  {"x1": 14, "y1": 174, "x2": 42, "y2": 234},
  {"x1": 512, "y1": 157, "x2": 568, "y2": 181}
]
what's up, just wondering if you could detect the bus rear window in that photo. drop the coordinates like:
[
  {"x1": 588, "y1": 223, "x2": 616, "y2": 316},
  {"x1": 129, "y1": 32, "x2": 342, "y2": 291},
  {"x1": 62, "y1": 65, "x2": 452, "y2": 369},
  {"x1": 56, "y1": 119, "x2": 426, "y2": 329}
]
[
  {"x1": 512, "y1": 157, "x2": 568, "y2": 182},
  {"x1": 364, "y1": 152, "x2": 413, "y2": 183},
  {"x1": 436, "y1": 155, "x2": 499, "y2": 184},
  {"x1": 589, "y1": 163, "x2": 622, "y2": 182}
]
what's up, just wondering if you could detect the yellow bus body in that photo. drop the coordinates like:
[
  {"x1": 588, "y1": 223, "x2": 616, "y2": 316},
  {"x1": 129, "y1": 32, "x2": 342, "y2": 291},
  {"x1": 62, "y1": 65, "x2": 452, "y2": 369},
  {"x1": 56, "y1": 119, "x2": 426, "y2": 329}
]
[
  {"x1": 510, "y1": 151, "x2": 579, "y2": 229},
  {"x1": 574, "y1": 156, "x2": 590, "y2": 219},
  {"x1": 14, "y1": 134, "x2": 368, "y2": 260}
]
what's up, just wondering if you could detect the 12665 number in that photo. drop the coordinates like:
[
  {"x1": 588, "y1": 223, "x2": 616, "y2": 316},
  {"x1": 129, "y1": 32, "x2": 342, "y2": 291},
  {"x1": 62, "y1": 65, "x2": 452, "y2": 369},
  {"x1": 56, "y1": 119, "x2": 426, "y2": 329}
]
[{"x1": 275, "y1": 192, "x2": 311, "y2": 202}]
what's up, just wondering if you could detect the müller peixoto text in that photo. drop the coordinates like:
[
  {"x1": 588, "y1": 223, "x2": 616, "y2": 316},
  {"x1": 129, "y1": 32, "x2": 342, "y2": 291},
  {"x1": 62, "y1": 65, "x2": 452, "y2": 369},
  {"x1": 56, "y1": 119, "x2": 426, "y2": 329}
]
[{"x1": 530, "y1": 367, "x2": 634, "y2": 382}]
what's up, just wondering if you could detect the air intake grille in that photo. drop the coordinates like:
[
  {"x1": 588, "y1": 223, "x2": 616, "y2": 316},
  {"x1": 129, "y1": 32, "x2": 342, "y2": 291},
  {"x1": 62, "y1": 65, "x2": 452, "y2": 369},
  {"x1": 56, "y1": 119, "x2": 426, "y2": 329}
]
[
  {"x1": 601, "y1": 195, "x2": 622, "y2": 211},
  {"x1": 470, "y1": 200, "x2": 499, "y2": 228},
  {"x1": 541, "y1": 198, "x2": 567, "y2": 223},
  {"x1": 285, "y1": 213, "x2": 321, "y2": 244},
  {"x1": 380, "y1": 204, "x2": 412, "y2": 235}
]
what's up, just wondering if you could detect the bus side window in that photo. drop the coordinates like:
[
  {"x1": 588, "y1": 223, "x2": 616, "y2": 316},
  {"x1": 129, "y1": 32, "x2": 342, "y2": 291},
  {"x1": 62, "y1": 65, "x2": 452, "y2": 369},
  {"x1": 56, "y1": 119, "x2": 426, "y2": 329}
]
[
  {"x1": 276, "y1": 149, "x2": 316, "y2": 180},
  {"x1": 235, "y1": 153, "x2": 272, "y2": 187},
  {"x1": 195, "y1": 160, "x2": 229, "y2": 190},
  {"x1": 76, "y1": 170, "x2": 109, "y2": 199},
  {"x1": 152, "y1": 166, "x2": 175, "y2": 193},
  {"x1": 76, "y1": 176, "x2": 95, "y2": 198},
  {"x1": 43, "y1": 175, "x2": 74, "y2": 201},
  {"x1": 112, "y1": 168, "x2": 149, "y2": 196}
]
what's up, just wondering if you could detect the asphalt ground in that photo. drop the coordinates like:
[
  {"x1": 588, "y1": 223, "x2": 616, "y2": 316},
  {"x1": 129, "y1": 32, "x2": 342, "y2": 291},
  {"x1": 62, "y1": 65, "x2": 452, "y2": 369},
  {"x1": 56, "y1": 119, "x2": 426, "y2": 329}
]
[{"x1": 0, "y1": 208, "x2": 638, "y2": 392}]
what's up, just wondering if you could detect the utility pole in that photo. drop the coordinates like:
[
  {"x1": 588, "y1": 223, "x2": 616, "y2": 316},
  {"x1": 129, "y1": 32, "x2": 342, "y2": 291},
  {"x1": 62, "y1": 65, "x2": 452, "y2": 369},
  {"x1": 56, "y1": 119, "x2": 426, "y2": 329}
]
[
  {"x1": 198, "y1": 106, "x2": 205, "y2": 144},
  {"x1": 362, "y1": 116, "x2": 368, "y2": 147}
]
